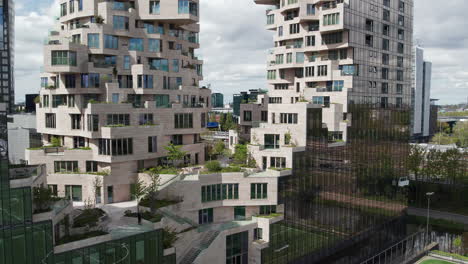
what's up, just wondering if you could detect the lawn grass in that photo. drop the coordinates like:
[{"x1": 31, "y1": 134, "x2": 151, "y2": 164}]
[
  {"x1": 263, "y1": 223, "x2": 339, "y2": 264},
  {"x1": 420, "y1": 260, "x2": 455, "y2": 264}
]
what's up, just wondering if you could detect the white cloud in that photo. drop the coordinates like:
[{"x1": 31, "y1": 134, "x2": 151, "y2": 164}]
[{"x1": 13, "y1": 0, "x2": 468, "y2": 105}]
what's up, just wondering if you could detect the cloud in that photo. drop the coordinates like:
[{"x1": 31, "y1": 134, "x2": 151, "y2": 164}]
[{"x1": 13, "y1": 0, "x2": 468, "y2": 105}]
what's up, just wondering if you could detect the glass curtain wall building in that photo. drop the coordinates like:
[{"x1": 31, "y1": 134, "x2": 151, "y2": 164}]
[
  {"x1": 252, "y1": 0, "x2": 415, "y2": 263},
  {"x1": 0, "y1": 0, "x2": 13, "y2": 112}
]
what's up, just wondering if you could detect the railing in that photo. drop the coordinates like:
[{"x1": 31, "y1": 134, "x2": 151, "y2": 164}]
[
  {"x1": 9, "y1": 165, "x2": 44, "y2": 180},
  {"x1": 43, "y1": 147, "x2": 65, "y2": 154}
]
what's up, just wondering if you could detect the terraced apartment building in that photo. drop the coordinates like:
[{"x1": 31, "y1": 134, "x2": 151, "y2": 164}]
[{"x1": 27, "y1": 0, "x2": 210, "y2": 204}]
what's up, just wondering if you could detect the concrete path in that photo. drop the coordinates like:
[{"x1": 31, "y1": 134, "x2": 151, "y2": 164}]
[{"x1": 407, "y1": 207, "x2": 468, "y2": 225}]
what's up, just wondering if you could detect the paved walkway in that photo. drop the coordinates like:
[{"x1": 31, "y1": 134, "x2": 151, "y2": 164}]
[{"x1": 407, "y1": 207, "x2": 468, "y2": 225}]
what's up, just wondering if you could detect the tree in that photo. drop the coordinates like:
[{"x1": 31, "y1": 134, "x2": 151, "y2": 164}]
[
  {"x1": 213, "y1": 141, "x2": 226, "y2": 157},
  {"x1": 93, "y1": 177, "x2": 102, "y2": 206},
  {"x1": 145, "y1": 167, "x2": 161, "y2": 214},
  {"x1": 453, "y1": 121, "x2": 468, "y2": 148},
  {"x1": 220, "y1": 113, "x2": 237, "y2": 131},
  {"x1": 165, "y1": 143, "x2": 187, "y2": 167},
  {"x1": 406, "y1": 145, "x2": 425, "y2": 180},
  {"x1": 33, "y1": 186, "x2": 55, "y2": 213},
  {"x1": 51, "y1": 136, "x2": 61, "y2": 147},
  {"x1": 131, "y1": 176, "x2": 147, "y2": 225},
  {"x1": 233, "y1": 144, "x2": 248, "y2": 165}
]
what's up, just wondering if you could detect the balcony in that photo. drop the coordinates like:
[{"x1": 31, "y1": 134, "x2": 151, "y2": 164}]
[{"x1": 9, "y1": 164, "x2": 47, "y2": 188}]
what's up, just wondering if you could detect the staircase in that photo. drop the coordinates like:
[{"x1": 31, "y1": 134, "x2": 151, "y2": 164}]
[{"x1": 179, "y1": 230, "x2": 220, "y2": 264}]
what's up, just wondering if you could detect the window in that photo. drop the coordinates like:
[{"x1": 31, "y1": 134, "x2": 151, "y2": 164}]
[
  {"x1": 289, "y1": 23, "x2": 300, "y2": 34},
  {"x1": 396, "y1": 97, "x2": 403, "y2": 108},
  {"x1": 226, "y1": 232, "x2": 248, "y2": 264},
  {"x1": 65, "y1": 185, "x2": 82, "y2": 202},
  {"x1": 51, "y1": 51, "x2": 77, "y2": 66},
  {"x1": 171, "y1": 135, "x2": 183, "y2": 145},
  {"x1": 308, "y1": 21, "x2": 320, "y2": 31},
  {"x1": 365, "y1": 35, "x2": 373, "y2": 47},
  {"x1": 313, "y1": 96, "x2": 330, "y2": 107},
  {"x1": 254, "y1": 228, "x2": 263, "y2": 240},
  {"x1": 98, "y1": 138, "x2": 133, "y2": 156},
  {"x1": 341, "y1": 65, "x2": 358, "y2": 76},
  {"x1": 383, "y1": 0, "x2": 390, "y2": 7},
  {"x1": 172, "y1": 59, "x2": 179, "y2": 72},
  {"x1": 264, "y1": 134, "x2": 280, "y2": 149},
  {"x1": 45, "y1": 113, "x2": 56, "y2": 128},
  {"x1": 251, "y1": 183, "x2": 267, "y2": 199},
  {"x1": 60, "y1": 2, "x2": 67, "y2": 16},
  {"x1": 366, "y1": 19, "x2": 374, "y2": 31},
  {"x1": 137, "y1": 75, "x2": 153, "y2": 88},
  {"x1": 396, "y1": 84, "x2": 403, "y2": 94},
  {"x1": 382, "y1": 24, "x2": 390, "y2": 36},
  {"x1": 398, "y1": 29, "x2": 405, "y2": 40},
  {"x1": 139, "y1": 113, "x2": 154, "y2": 125},
  {"x1": 43, "y1": 95, "x2": 49, "y2": 107},
  {"x1": 104, "y1": 35, "x2": 118, "y2": 49},
  {"x1": 87, "y1": 34, "x2": 100, "y2": 48},
  {"x1": 274, "y1": 84, "x2": 288, "y2": 90},
  {"x1": 397, "y1": 70, "x2": 404, "y2": 81},
  {"x1": 382, "y1": 38, "x2": 389, "y2": 51},
  {"x1": 278, "y1": 26, "x2": 283, "y2": 36},
  {"x1": 398, "y1": 43, "x2": 404, "y2": 53},
  {"x1": 69, "y1": 0, "x2": 74, "y2": 13},
  {"x1": 81, "y1": 73, "x2": 100, "y2": 88},
  {"x1": 267, "y1": 14, "x2": 274, "y2": 25},
  {"x1": 380, "y1": 97, "x2": 388, "y2": 108},
  {"x1": 305, "y1": 36, "x2": 315, "y2": 47},
  {"x1": 86, "y1": 161, "x2": 98, "y2": 173},
  {"x1": 317, "y1": 65, "x2": 327, "y2": 76},
  {"x1": 64, "y1": 74, "x2": 76, "y2": 88},
  {"x1": 333, "y1": 80, "x2": 344, "y2": 91},
  {"x1": 381, "y1": 83, "x2": 389, "y2": 94},
  {"x1": 260, "y1": 205, "x2": 277, "y2": 215},
  {"x1": 382, "y1": 68, "x2": 389, "y2": 80},
  {"x1": 399, "y1": 0, "x2": 405, "y2": 12},
  {"x1": 150, "y1": 1, "x2": 160, "y2": 14},
  {"x1": 149, "y1": 58, "x2": 169, "y2": 71},
  {"x1": 270, "y1": 157, "x2": 286, "y2": 168},
  {"x1": 123, "y1": 55, "x2": 131, "y2": 70},
  {"x1": 201, "y1": 184, "x2": 239, "y2": 202},
  {"x1": 87, "y1": 115, "x2": 99, "y2": 132},
  {"x1": 106, "y1": 114, "x2": 130, "y2": 126},
  {"x1": 54, "y1": 161, "x2": 79, "y2": 173},
  {"x1": 70, "y1": 114, "x2": 81, "y2": 129},
  {"x1": 155, "y1": 94, "x2": 170, "y2": 108},
  {"x1": 243, "y1": 111, "x2": 252, "y2": 122},
  {"x1": 148, "y1": 39, "x2": 161, "y2": 52},
  {"x1": 275, "y1": 54, "x2": 284, "y2": 64},
  {"x1": 383, "y1": 9, "x2": 390, "y2": 21},
  {"x1": 280, "y1": 113, "x2": 298, "y2": 124},
  {"x1": 148, "y1": 136, "x2": 157, "y2": 153},
  {"x1": 269, "y1": 97, "x2": 282, "y2": 104},
  {"x1": 261, "y1": 111, "x2": 268, "y2": 122},
  {"x1": 382, "y1": 53, "x2": 389, "y2": 65},
  {"x1": 322, "y1": 32, "x2": 342, "y2": 45},
  {"x1": 306, "y1": 4, "x2": 315, "y2": 15},
  {"x1": 323, "y1": 13, "x2": 340, "y2": 26},
  {"x1": 174, "y1": 113, "x2": 193, "y2": 129},
  {"x1": 398, "y1": 15, "x2": 405, "y2": 26},
  {"x1": 78, "y1": 0, "x2": 83, "y2": 10},
  {"x1": 198, "y1": 208, "x2": 213, "y2": 224},
  {"x1": 296, "y1": 52, "x2": 305, "y2": 63},
  {"x1": 267, "y1": 70, "x2": 276, "y2": 80},
  {"x1": 129, "y1": 38, "x2": 144, "y2": 51},
  {"x1": 113, "y1": 16, "x2": 129, "y2": 30}
]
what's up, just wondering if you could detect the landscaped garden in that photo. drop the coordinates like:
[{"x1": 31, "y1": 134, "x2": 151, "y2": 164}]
[
  {"x1": 124, "y1": 210, "x2": 163, "y2": 223},
  {"x1": 73, "y1": 208, "x2": 106, "y2": 228}
]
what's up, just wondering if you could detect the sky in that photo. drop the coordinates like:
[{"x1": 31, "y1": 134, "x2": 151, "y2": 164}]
[{"x1": 14, "y1": 0, "x2": 468, "y2": 105}]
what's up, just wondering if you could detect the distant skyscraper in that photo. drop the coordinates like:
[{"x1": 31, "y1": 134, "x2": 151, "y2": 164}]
[
  {"x1": 211, "y1": 92, "x2": 224, "y2": 108},
  {"x1": 0, "y1": 0, "x2": 14, "y2": 112},
  {"x1": 412, "y1": 46, "x2": 433, "y2": 142}
]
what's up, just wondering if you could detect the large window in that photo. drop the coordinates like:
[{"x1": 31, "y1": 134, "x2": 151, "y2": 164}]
[
  {"x1": 226, "y1": 231, "x2": 248, "y2": 263},
  {"x1": 148, "y1": 136, "x2": 157, "y2": 153},
  {"x1": 129, "y1": 38, "x2": 144, "y2": 51},
  {"x1": 98, "y1": 138, "x2": 134, "y2": 156},
  {"x1": 264, "y1": 134, "x2": 280, "y2": 149},
  {"x1": 289, "y1": 23, "x2": 300, "y2": 34},
  {"x1": 113, "y1": 16, "x2": 129, "y2": 30},
  {"x1": 139, "y1": 113, "x2": 154, "y2": 125},
  {"x1": 70, "y1": 114, "x2": 81, "y2": 129},
  {"x1": 174, "y1": 113, "x2": 193, "y2": 129},
  {"x1": 150, "y1": 1, "x2": 160, "y2": 14},
  {"x1": 155, "y1": 94, "x2": 170, "y2": 108},
  {"x1": 149, "y1": 58, "x2": 169, "y2": 71},
  {"x1": 201, "y1": 184, "x2": 239, "y2": 202},
  {"x1": 81, "y1": 73, "x2": 100, "y2": 88},
  {"x1": 87, "y1": 33, "x2": 100, "y2": 48},
  {"x1": 251, "y1": 183, "x2": 267, "y2": 199},
  {"x1": 86, "y1": 161, "x2": 98, "y2": 173},
  {"x1": 260, "y1": 205, "x2": 277, "y2": 215},
  {"x1": 198, "y1": 208, "x2": 213, "y2": 224},
  {"x1": 280, "y1": 113, "x2": 298, "y2": 124},
  {"x1": 172, "y1": 59, "x2": 179, "y2": 72},
  {"x1": 106, "y1": 114, "x2": 130, "y2": 126},
  {"x1": 54, "y1": 161, "x2": 79, "y2": 173},
  {"x1": 148, "y1": 39, "x2": 161, "y2": 52},
  {"x1": 51, "y1": 51, "x2": 77, "y2": 66},
  {"x1": 65, "y1": 185, "x2": 82, "y2": 201},
  {"x1": 123, "y1": 55, "x2": 131, "y2": 70},
  {"x1": 64, "y1": 74, "x2": 76, "y2": 88},
  {"x1": 271, "y1": 157, "x2": 286, "y2": 168},
  {"x1": 322, "y1": 32, "x2": 342, "y2": 45},
  {"x1": 137, "y1": 75, "x2": 154, "y2": 89},
  {"x1": 104, "y1": 35, "x2": 118, "y2": 49},
  {"x1": 323, "y1": 13, "x2": 340, "y2": 25},
  {"x1": 45, "y1": 113, "x2": 56, "y2": 128},
  {"x1": 243, "y1": 111, "x2": 252, "y2": 122},
  {"x1": 87, "y1": 114, "x2": 99, "y2": 131}
]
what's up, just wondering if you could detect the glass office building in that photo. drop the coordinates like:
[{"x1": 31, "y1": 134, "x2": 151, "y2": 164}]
[{"x1": 0, "y1": 0, "x2": 14, "y2": 112}]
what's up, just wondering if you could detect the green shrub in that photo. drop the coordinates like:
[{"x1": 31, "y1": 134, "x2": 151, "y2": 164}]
[
  {"x1": 73, "y1": 208, "x2": 105, "y2": 228},
  {"x1": 205, "y1": 161, "x2": 222, "y2": 172},
  {"x1": 221, "y1": 166, "x2": 242, "y2": 173},
  {"x1": 51, "y1": 136, "x2": 61, "y2": 147},
  {"x1": 163, "y1": 228, "x2": 178, "y2": 249}
]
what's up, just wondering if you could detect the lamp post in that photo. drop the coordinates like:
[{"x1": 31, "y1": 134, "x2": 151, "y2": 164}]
[{"x1": 426, "y1": 192, "x2": 434, "y2": 244}]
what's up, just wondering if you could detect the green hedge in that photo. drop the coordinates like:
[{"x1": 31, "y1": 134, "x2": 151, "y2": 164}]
[{"x1": 431, "y1": 250, "x2": 468, "y2": 261}]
